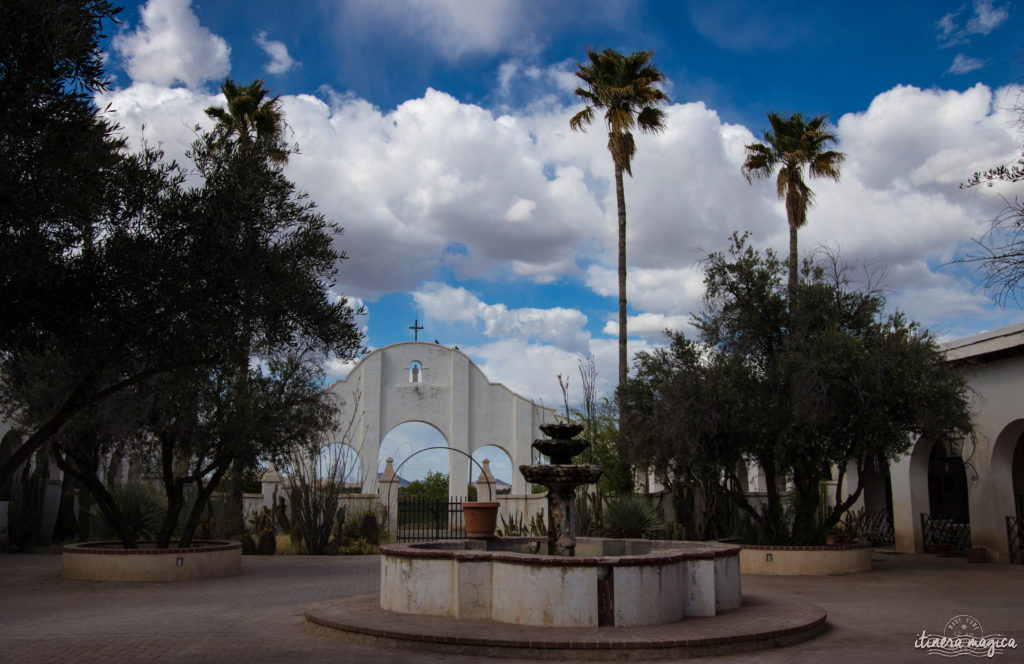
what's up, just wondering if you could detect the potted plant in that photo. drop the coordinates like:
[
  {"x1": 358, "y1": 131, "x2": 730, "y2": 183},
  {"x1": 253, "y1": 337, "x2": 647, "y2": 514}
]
[
  {"x1": 462, "y1": 501, "x2": 500, "y2": 539},
  {"x1": 462, "y1": 461, "x2": 500, "y2": 539},
  {"x1": 823, "y1": 526, "x2": 842, "y2": 547}
]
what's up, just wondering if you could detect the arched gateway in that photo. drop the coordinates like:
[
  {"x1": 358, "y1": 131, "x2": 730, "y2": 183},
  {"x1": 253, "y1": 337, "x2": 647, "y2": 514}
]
[{"x1": 326, "y1": 342, "x2": 555, "y2": 499}]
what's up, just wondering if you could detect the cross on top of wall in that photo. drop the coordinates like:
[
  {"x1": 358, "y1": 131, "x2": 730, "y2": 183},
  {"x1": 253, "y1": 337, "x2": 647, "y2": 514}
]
[{"x1": 409, "y1": 318, "x2": 424, "y2": 341}]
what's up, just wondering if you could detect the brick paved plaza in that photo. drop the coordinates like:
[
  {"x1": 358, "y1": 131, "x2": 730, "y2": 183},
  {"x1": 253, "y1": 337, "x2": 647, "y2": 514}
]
[{"x1": 1, "y1": 551, "x2": 1021, "y2": 663}]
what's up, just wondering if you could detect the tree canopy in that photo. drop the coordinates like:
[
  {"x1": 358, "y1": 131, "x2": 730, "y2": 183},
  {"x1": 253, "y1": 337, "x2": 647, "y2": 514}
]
[
  {"x1": 957, "y1": 90, "x2": 1024, "y2": 308},
  {"x1": 624, "y1": 234, "x2": 972, "y2": 545},
  {"x1": 0, "y1": 2, "x2": 363, "y2": 548}
]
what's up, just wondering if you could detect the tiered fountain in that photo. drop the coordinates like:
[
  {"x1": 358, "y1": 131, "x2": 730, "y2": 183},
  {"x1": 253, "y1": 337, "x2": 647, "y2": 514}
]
[
  {"x1": 520, "y1": 422, "x2": 602, "y2": 556},
  {"x1": 375, "y1": 421, "x2": 742, "y2": 627}
]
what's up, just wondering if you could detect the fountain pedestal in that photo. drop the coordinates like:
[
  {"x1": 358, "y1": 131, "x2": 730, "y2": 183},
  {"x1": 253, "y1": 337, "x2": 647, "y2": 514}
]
[{"x1": 519, "y1": 422, "x2": 602, "y2": 557}]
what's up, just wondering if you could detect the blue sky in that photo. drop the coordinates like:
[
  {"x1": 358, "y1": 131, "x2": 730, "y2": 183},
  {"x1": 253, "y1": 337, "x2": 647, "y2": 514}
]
[{"x1": 97, "y1": 1, "x2": 1023, "y2": 481}]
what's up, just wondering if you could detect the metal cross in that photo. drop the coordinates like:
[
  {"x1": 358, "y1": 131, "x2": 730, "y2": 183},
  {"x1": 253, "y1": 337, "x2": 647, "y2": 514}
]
[{"x1": 409, "y1": 318, "x2": 423, "y2": 341}]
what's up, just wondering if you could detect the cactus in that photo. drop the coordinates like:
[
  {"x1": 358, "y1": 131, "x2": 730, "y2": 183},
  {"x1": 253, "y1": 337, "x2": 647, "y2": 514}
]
[{"x1": 257, "y1": 530, "x2": 276, "y2": 555}]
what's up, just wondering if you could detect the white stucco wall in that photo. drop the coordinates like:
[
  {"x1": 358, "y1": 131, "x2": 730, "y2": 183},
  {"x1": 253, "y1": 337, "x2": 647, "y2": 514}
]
[
  {"x1": 890, "y1": 323, "x2": 1024, "y2": 562},
  {"x1": 327, "y1": 342, "x2": 555, "y2": 498}
]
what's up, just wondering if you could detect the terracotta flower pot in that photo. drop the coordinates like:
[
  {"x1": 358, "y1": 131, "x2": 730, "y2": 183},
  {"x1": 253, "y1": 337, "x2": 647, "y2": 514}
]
[
  {"x1": 825, "y1": 535, "x2": 837, "y2": 546},
  {"x1": 932, "y1": 543, "x2": 952, "y2": 557},
  {"x1": 462, "y1": 502, "x2": 500, "y2": 539}
]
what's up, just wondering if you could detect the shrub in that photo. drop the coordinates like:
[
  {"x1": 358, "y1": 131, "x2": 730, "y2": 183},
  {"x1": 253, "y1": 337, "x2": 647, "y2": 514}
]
[
  {"x1": 240, "y1": 534, "x2": 257, "y2": 555},
  {"x1": 257, "y1": 530, "x2": 277, "y2": 555},
  {"x1": 603, "y1": 495, "x2": 664, "y2": 539},
  {"x1": 103, "y1": 482, "x2": 166, "y2": 541}
]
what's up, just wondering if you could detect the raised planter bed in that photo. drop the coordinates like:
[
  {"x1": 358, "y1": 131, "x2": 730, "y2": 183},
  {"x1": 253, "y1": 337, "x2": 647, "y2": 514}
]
[
  {"x1": 740, "y1": 542, "x2": 872, "y2": 575},
  {"x1": 62, "y1": 540, "x2": 242, "y2": 582}
]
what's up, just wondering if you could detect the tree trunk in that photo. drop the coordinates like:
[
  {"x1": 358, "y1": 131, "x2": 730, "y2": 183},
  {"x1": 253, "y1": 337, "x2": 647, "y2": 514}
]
[
  {"x1": 614, "y1": 162, "x2": 629, "y2": 449},
  {"x1": 179, "y1": 463, "x2": 230, "y2": 548},
  {"x1": 51, "y1": 473, "x2": 78, "y2": 543},
  {"x1": 54, "y1": 448, "x2": 137, "y2": 549},
  {"x1": 155, "y1": 432, "x2": 184, "y2": 548},
  {"x1": 788, "y1": 220, "x2": 799, "y2": 302}
]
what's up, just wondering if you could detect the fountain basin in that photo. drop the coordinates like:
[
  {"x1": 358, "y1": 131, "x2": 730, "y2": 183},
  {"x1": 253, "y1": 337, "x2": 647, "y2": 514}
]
[{"x1": 380, "y1": 537, "x2": 740, "y2": 628}]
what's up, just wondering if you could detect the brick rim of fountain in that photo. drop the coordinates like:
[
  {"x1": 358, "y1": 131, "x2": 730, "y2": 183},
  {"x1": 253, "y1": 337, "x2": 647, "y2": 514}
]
[{"x1": 305, "y1": 593, "x2": 828, "y2": 660}]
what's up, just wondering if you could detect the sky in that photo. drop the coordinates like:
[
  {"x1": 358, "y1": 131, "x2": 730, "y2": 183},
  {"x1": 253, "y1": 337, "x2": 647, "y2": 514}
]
[{"x1": 96, "y1": 0, "x2": 1024, "y2": 482}]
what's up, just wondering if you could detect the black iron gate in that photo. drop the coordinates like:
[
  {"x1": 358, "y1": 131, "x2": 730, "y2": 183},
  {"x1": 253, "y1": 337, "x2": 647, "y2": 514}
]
[
  {"x1": 921, "y1": 513, "x2": 971, "y2": 553},
  {"x1": 863, "y1": 510, "x2": 895, "y2": 545},
  {"x1": 1007, "y1": 516, "x2": 1023, "y2": 564},
  {"x1": 397, "y1": 496, "x2": 465, "y2": 541}
]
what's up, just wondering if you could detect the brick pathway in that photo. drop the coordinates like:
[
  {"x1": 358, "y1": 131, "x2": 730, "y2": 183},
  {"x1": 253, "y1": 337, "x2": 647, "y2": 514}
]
[{"x1": 0, "y1": 551, "x2": 1022, "y2": 663}]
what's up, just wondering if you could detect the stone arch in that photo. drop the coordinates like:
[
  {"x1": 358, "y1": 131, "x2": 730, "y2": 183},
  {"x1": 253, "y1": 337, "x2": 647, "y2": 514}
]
[
  {"x1": 379, "y1": 421, "x2": 450, "y2": 490},
  {"x1": 893, "y1": 434, "x2": 977, "y2": 553},
  {"x1": 328, "y1": 342, "x2": 555, "y2": 499},
  {"x1": 988, "y1": 419, "x2": 1024, "y2": 559},
  {"x1": 892, "y1": 435, "x2": 936, "y2": 552}
]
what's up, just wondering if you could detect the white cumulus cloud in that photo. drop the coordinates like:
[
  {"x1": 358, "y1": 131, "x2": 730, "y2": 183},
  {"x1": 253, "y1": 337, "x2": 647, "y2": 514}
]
[
  {"x1": 112, "y1": 0, "x2": 230, "y2": 87},
  {"x1": 412, "y1": 282, "x2": 590, "y2": 352}
]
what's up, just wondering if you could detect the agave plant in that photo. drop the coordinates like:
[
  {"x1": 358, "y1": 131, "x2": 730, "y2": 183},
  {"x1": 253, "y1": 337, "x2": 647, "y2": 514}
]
[{"x1": 603, "y1": 495, "x2": 664, "y2": 539}]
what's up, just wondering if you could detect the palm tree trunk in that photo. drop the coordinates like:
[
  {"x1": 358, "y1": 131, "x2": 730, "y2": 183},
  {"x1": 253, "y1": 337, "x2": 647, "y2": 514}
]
[
  {"x1": 788, "y1": 221, "x2": 799, "y2": 302},
  {"x1": 614, "y1": 163, "x2": 629, "y2": 450}
]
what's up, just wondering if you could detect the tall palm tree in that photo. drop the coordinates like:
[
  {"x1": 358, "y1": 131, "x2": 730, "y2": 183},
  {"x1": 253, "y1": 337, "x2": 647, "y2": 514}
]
[
  {"x1": 741, "y1": 112, "x2": 844, "y2": 298},
  {"x1": 570, "y1": 48, "x2": 668, "y2": 411},
  {"x1": 204, "y1": 78, "x2": 289, "y2": 534},
  {"x1": 205, "y1": 78, "x2": 287, "y2": 163}
]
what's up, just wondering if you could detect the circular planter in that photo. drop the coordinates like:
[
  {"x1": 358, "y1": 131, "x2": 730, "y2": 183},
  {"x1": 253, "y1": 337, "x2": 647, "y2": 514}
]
[
  {"x1": 62, "y1": 540, "x2": 242, "y2": 582},
  {"x1": 740, "y1": 542, "x2": 872, "y2": 575}
]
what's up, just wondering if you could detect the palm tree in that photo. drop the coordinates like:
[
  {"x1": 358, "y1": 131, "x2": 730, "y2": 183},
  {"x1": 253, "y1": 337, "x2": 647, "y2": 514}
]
[
  {"x1": 741, "y1": 112, "x2": 844, "y2": 298},
  {"x1": 205, "y1": 78, "x2": 287, "y2": 163},
  {"x1": 570, "y1": 48, "x2": 668, "y2": 410},
  {"x1": 204, "y1": 78, "x2": 289, "y2": 534}
]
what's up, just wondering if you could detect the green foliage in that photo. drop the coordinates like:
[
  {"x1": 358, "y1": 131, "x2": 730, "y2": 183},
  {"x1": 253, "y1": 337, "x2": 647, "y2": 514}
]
[
  {"x1": 742, "y1": 112, "x2": 844, "y2": 295},
  {"x1": 248, "y1": 507, "x2": 274, "y2": 535},
  {"x1": 573, "y1": 487, "x2": 603, "y2": 537},
  {"x1": 497, "y1": 511, "x2": 547, "y2": 537},
  {"x1": 337, "y1": 538, "x2": 378, "y2": 555},
  {"x1": 284, "y1": 438, "x2": 358, "y2": 555},
  {"x1": 603, "y1": 495, "x2": 664, "y2": 539},
  {"x1": 256, "y1": 530, "x2": 277, "y2": 555},
  {"x1": 403, "y1": 471, "x2": 449, "y2": 502},
  {"x1": 0, "y1": 5, "x2": 362, "y2": 551},
  {"x1": 103, "y1": 482, "x2": 167, "y2": 542},
  {"x1": 625, "y1": 233, "x2": 972, "y2": 545}
]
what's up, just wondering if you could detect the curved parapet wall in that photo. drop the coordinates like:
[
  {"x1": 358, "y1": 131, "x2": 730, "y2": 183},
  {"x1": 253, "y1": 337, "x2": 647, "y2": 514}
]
[
  {"x1": 380, "y1": 537, "x2": 741, "y2": 627},
  {"x1": 62, "y1": 540, "x2": 242, "y2": 582},
  {"x1": 740, "y1": 543, "x2": 872, "y2": 575}
]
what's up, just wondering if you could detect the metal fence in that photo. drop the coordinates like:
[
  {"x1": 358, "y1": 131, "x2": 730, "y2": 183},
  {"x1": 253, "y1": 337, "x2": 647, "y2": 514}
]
[
  {"x1": 1007, "y1": 516, "x2": 1023, "y2": 564},
  {"x1": 396, "y1": 496, "x2": 465, "y2": 541},
  {"x1": 920, "y1": 513, "x2": 971, "y2": 553},
  {"x1": 862, "y1": 510, "x2": 895, "y2": 545}
]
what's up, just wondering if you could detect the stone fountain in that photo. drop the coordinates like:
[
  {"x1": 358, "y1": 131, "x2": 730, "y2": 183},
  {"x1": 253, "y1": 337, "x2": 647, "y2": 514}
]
[
  {"x1": 520, "y1": 421, "x2": 602, "y2": 556},
  {"x1": 373, "y1": 420, "x2": 743, "y2": 628}
]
